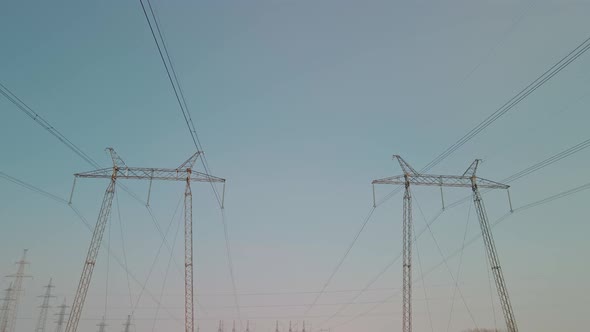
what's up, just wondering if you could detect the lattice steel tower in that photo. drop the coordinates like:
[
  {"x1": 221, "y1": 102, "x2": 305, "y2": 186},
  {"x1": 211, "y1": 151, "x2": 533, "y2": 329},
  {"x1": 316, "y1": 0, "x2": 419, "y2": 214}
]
[
  {"x1": 372, "y1": 156, "x2": 518, "y2": 332},
  {"x1": 54, "y1": 299, "x2": 68, "y2": 332},
  {"x1": 65, "y1": 148, "x2": 225, "y2": 332},
  {"x1": 122, "y1": 315, "x2": 132, "y2": 332},
  {"x1": 96, "y1": 317, "x2": 107, "y2": 332},
  {"x1": 35, "y1": 278, "x2": 56, "y2": 332},
  {"x1": 1, "y1": 249, "x2": 30, "y2": 332}
]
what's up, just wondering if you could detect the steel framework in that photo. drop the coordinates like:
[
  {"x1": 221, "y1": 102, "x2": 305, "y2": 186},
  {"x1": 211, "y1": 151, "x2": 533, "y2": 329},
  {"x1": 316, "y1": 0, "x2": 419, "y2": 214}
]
[
  {"x1": 0, "y1": 283, "x2": 13, "y2": 332},
  {"x1": 122, "y1": 315, "x2": 132, "y2": 332},
  {"x1": 54, "y1": 299, "x2": 68, "y2": 332},
  {"x1": 34, "y1": 278, "x2": 55, "y2": 332},
  {"x1": 96, "y1": 317, "x2": 107, "y2": 332},
  {"x1": 65, "y1": 148, "x2": 225, "y2": 332},
  {"x1": 1, "y1": 249, "x2": 30, "y2": 332},
  {"x1": 372, "y1": 155, "x2": 517, "y2": 332}
]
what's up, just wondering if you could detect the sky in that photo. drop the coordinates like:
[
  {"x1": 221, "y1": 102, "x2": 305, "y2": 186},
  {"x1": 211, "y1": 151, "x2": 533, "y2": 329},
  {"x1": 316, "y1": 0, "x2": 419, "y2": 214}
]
[{"x1": 1, "y1": 0, "x2": 590, "y2": 331}]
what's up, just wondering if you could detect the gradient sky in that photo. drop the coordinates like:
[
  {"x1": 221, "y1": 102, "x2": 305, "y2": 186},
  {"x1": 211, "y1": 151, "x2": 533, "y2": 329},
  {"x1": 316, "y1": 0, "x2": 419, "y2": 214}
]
[{"x1": 1, "y1": 0, "x2": 590, "y2": 331}]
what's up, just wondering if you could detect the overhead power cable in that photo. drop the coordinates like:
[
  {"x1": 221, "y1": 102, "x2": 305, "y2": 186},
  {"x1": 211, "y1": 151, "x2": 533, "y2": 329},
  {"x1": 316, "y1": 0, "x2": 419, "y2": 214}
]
[
  {"x1": 0, "y1": 171, "x2": 67, "y2": 204},
  {"x1": 421, "y1": 34, "x2": 590, "y2": 172},
  {"x1": 0, "y1": 82, "x2": 99, "y2": 167},
  {"x1": 315, "y1": 209, "x2": 443, "y2": 328},
  {"x1": 444, "y1": 136, "x2": 590, "y2": 211},
  {"x1": 138, "y1": 0, "x2": 241, "y2": 327},
  {"x1": 413, "y1": 192, "x2": 479, "y2": 330},
  {"x1": 303, "y1": 206, "x2": 376, "y2": 315},
  {"x1": 0, "y1": 82, "x2": 147, "y2": 206}
]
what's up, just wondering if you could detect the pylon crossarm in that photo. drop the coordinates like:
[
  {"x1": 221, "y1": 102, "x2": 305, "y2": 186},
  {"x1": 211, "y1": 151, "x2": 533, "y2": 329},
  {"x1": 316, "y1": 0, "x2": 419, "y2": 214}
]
[
  {"x1": 372, "y1": 174, "x2": 508, "y2": 189},
  {"x1": 75, "y1": 168, "x2": 225, "y2": 183}
]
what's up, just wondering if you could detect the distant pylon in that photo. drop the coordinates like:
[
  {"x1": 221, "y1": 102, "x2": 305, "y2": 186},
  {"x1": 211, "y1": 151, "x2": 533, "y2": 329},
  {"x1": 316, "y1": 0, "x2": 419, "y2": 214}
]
[
  {"x1": 302, "y1": 321, "x2": 306, "y2": 332},
  {"x1": 0, "y1": 283, "x2": 14, "y2": 332},
  {"x1": 96, "y1": 316, "x2": 107, "y2": 332},
  {"x1": 35, "y1": 278, "x2": 56, "y2": 332},
  {"x1": 122, "y1": 315, "x2": 132, "y2": 332},
  {"x1": 289, "y1": 321, "x2": 292, "y2": 332},
  {"x1": 232, "y1": 321, "x2": 236, "y2": 332},
  {"x1": 275, "y1": 321, "x2": 279, "y2": 332},
  {"x1": 218, "y1": 320, "x2": 223, "y2": 332},
  {"x1": 245, "y1": 321, "x2": 250, "y2": 332},
  {"x1": 1, "y1": 249, "x2": 31, "y2": 332},
  {"x1": 54, "y1": 299, "x2": 68, "y2": 332}
]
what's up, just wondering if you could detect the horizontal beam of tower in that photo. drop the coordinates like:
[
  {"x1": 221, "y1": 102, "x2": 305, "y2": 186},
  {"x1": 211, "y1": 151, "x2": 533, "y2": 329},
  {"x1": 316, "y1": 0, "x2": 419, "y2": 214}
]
[
  {"x1": 372, "y1": 174, "x2": 508, "y2": 189},
  {"x1": 74, "y1": 167, "x2": 225, "y2": 183}
]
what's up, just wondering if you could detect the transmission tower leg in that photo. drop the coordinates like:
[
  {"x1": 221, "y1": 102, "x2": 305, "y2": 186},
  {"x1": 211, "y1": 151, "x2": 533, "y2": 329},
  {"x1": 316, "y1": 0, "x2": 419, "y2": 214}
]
[
  {"x1": 402, "y1": 179, "x2": 412, "y2": 332},
  {"x1": 0, "y1": 283, "x2": 14, "y2": 332},
  {"x1": 65, "y1": 175, "x2": 117, "y2": 332},
  {"x1": 184, "y1": 179, "x2": 194, "y2": 332},
  {"x1": 471, "y1": 184, "x2": 518, "y2": 332}
]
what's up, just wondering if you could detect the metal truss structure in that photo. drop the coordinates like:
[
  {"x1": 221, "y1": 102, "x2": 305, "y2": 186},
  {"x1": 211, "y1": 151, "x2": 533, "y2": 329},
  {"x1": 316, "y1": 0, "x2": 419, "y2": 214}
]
[
  {"x1": 65, "y1": 148, "x2": 225, "y2": 332},
  {"x1": 34, "y1": 278, "x2": 55, "y2": 332},
  {"x1": 1, "y1": 250, "x2": 30, "y2": 332},
  {"x1": 372, "y1": 155, "x2": 517, "y2": 332},
  {"x1": 54, "y1": 299, "x2": 68, "y2": 332}
]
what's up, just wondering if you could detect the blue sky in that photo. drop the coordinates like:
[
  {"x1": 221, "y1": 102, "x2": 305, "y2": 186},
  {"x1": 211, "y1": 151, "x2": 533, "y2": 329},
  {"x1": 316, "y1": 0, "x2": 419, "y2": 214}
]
[{"x1": 1, "y1": 0, "x2": 590, "y2": 331}]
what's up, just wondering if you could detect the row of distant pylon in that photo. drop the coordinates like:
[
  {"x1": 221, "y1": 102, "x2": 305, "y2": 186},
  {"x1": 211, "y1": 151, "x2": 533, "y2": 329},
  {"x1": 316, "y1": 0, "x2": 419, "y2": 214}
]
[{"x1": 0, "y1": 249, "x2": 68, "y2": 332}]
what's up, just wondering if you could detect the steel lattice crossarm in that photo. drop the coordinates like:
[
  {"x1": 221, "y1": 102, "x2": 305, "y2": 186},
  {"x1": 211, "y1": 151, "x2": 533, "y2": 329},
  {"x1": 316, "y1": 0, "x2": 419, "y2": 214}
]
[
  {"x1": 74, "y1": 167, "x2": 225, "y2": 183},
  {"x1": 372, "y1": 174, "x2": 508, "y2": 189},
  {"x1": 372, "y1": 156, "x2": 509, "y2": 189}
]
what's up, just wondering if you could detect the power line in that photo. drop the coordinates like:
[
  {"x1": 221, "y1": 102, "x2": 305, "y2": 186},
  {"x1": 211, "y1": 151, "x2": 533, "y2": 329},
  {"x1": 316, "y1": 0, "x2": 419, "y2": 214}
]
[
  {"x1": 413, "y1": 220, "x2": 434, "y2": 332},
  {"x1": 0, "y1": 171, "x2": 67, "y2": 204},
  {"x1": 413, "y1": 191, "x2": 479, "y2": 330},
  {"x1": 421, "y1": 34, "x2": 590, "y2": 172},
  {"x1": 445, "y1": 136, "x2": 590, "y2": 211},
  {"x1": 501, "y1": 138, "x2": 590, "y2": 183},
  {"x1": 304, "y1": 207, "x2": 376, "y2": 315},
  {"x1": 315, "y1": 210, "x2": 444, "y2": 329},
  {"x1": 137, "y1": 2, "x2": 241, "y2": 328},
  {"x1": 0, "y1": 83, "x2": 99, "y2": 167}
]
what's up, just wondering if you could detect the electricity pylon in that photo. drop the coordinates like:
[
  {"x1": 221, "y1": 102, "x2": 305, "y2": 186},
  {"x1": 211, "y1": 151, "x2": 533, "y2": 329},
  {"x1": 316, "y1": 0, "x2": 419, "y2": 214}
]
[
  {"x1": 35, "y1": 278, "x2": 56, "y2": 332},
  {"x1": 122, "y1": 315, "x2": 132, "y2": 332},
  {"x1": 1, "y1": 249, "x2": 30, "y2": 332},
  {"x1": 372, "y1": 155, "x2": 518, "y2": 332},
  {"x1": 65, "y1": 148, "x2": 225, "y2": 332},
  {"x1": 96, "y1": 317, "x2": 107, "y2": 332},
  {"x1": 54, "y1": 299, "x2": 68, "y2": 332}
]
